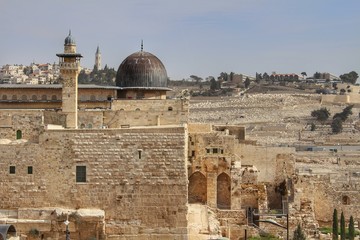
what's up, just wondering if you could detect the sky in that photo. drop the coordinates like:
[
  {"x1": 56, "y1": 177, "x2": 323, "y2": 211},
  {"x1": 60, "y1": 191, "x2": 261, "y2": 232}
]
[{"x1": 0, "y1": 0, "x2": 359, "y2": 80}]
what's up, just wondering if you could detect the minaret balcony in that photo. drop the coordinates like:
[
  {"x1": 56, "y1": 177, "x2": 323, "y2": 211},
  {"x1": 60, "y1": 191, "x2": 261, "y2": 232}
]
[{"x1": 59, "y1": 62, "x2": 81, "y2": 70}]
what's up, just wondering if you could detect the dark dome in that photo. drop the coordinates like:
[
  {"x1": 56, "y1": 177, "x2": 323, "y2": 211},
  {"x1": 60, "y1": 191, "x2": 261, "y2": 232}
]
[
  {"x1": 116, "y1": 51, "x2": 168, "y2": 88},
  {"x1": 64, "y1": 31, "x2": 76, "y2": 45}
]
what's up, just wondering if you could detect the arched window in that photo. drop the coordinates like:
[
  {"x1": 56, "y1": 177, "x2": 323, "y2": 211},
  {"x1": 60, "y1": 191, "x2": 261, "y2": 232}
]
[
  {"x1": 88, "y1": 124, "x2": 93, "y2": 129},
  {"x1": 21, "y1": 95, "x2": 27, "y2": 100},
  {"x1": 342, "y1": 195, "x2": 350, "y2": 205},
  {"x1": 168, "y1": 106, "x2": 173, "y2": 111},
  {"x1": 90, "y1": 95, "x2": 96, "y2": 101},
  {"x1": 135, "y1": 108, "x2": 140, "y2": 111},
  {"x1": 12, "y1": 95, "x2": 17, "y2": 100},
  {"x1": 2, "y1": 95, "x2": 7, "y2": 100},
  {"x1": 188, "y1": 172, "x2": 207, "y2": 204},
  {"x1": 80, "y1": 123, "x2": 85, "y2": 129},
  {"x1": 217, "y1": 173, "x2": 231, "y2": 209},
  {"x1": 16, "y1": 130, "x2": 22, "y2": 139},
  {"x1": 41, "y1": 95, "x2": 47, "y2": 100},
  {"x1": 51, "y1": 95, "x2": 57, "y2": 100},
  {"x1": 31, "y1": 95, "x2": 37, "y2": 100}
]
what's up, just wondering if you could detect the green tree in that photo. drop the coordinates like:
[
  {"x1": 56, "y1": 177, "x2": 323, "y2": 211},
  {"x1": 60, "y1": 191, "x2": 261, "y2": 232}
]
[
  {"x1": 333, "y1": 105, "x2": 353, "y2": 121},
  {"x1": 210, "y1": 78, "x2": 220, "y2": 90},
  {"x1": 340, "y1": 212, "x2": 345, "y2": 240},
  {"x1": 340, "y1": 71, "x2": 359, "y2": 84},
  {"x1": 333, "y1": 209, "x2": 338, "y2": 240},
  {"x1": 293, "y1": 224, "x2": 306, "y2": 240},
  {"x1": 310, "y1": 123, "x2": 316, "y2": 131},
  {"x1": 349, "y1": 216, "x2": 355, "y2": 240},
  {"x1": 311, "y1": 108, "x2": 330, "y2": 123},
  {"x1": 244, "y1": 77, "x2": 251, "y2": 88},
  {"x1": 332, "y1": 117, "x2": 343, "y2": 134}
]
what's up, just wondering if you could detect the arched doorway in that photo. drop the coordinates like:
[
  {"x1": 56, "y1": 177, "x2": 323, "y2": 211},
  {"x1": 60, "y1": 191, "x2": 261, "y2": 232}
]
[
  {"x1": 188, "y1": 172, "x2": 207, "y2": 204},
  {"x1": 217, "y1": 172, "x2": 231, "y2": 209},
  {"x1": 0, "y1": 224, "x2": 17, "y2": 240}
]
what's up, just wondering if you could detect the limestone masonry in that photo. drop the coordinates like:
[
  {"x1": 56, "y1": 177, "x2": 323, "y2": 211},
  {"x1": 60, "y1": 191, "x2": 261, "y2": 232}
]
[{"x1": 0, "y1": 32, "x2": 359, "y2": 240}]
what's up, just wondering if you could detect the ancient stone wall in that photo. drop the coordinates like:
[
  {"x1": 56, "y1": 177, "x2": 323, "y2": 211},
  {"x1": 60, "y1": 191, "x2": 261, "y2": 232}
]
[
  {"x1": 0, "y1": 126, "x2": 188, "y2": 239},
  {"x1": 0, "y1": 110, "x2": 44, "y2": 142}
]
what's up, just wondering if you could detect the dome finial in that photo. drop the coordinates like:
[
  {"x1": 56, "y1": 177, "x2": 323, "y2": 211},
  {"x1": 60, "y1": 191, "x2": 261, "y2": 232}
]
[{"x1": 141, "y1": 40, "x2": 143, "y2": 52}]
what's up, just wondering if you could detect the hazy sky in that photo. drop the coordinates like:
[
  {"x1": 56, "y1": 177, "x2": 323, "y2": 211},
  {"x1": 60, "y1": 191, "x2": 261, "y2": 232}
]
[{"x1": 0, "y1": 0, "x2": 359, "y2": 80}]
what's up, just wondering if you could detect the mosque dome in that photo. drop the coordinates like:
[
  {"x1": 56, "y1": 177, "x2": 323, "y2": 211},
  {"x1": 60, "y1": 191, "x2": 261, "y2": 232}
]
[
  {"x1": 64, "y1": 31, "x2": 76, "y2": 45},
  {"x1": 116, "y1": 50, "x2": 168, "y2": 89}
]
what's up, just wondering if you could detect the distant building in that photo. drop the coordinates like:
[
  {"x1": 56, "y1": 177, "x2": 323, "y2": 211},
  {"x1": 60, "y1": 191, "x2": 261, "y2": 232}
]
[{"x1": 95, "y1": 45, "x2": 101, "y2": 70}]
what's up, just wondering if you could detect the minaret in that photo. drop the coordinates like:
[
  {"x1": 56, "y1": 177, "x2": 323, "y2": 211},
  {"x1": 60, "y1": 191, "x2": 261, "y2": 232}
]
[
  {"x1": 56, "y1": 31, "x2": 82, "y2": 129},
  {"x1": 95, "y1": 45, "x2": 101, "y2": 70}
]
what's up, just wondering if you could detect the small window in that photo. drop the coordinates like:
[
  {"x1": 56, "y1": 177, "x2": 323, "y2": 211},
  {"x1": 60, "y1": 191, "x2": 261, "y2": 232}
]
[
  {"x1": 88, "y1": 124, "x2": 93, "y2": 129},
  {"x1": 21, "y1": 95, "x2": 27, "y2": 100},
  {"x1": 168, "y1": 106, "x2": 173, "y2": 111},
  {"x1": 138, "y1": 150, "x2": 142, "y2": 159},
  {"x1": 2, "y1": 95, "x2": 7, "y2": 100},
  {"x1": 90, "y1": 95, "x2": 96, "y2": 101},
  {"x1": 342, "y1": 195, "x2": 350, "y2": 205},
  {"x1": 31, "y1": 95, "x2": 37, "y2": 100},
  {"x1": 213, "y1": 148, "x2": 218, "y2": 154},
  {"x1": 16, "y1": 130, "x2": 22, "y2": 139},
  {"x1": 191, "y1": 151, "x2": 195, "y2": 157},
  {"x1": 76, "y1": 166, "x2": 86, "y2": 183},
  {"x1": 51, "y1": 95, "x2": 57, "y2": 100},
  {"x1": 28, "y1": 166, "x2": 33, "y2": 174},
  {"x1": 12, "y1": 95, "x2": 17, "y2": 100},
  {"x1": 9, "y1": 166, "x2": 15, "y2": 174},
  {"x1": 41, "y1": 95, "x2": 47, "y2": 100},
  {"x1": 135, "y1": 108, "x2": 140, "y2": 111},
  {"x1": 206, "y1": 149, "x2": 210, "y2": 154},
  {"x1": 80, "y1": 123, "x2": 85, "y2": 129},
  {"x1": 221, "y1": 149, "x2": 224, "y2": 154}
]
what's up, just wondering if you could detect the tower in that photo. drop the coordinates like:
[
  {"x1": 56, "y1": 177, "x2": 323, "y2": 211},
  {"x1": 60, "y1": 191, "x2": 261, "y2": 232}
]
[
  {"x1": 56, "y1": 31, "x2": 82, "y2": 129},
  {"x1": 95, "y1": 45, "x2": 101, "y2": 70}
]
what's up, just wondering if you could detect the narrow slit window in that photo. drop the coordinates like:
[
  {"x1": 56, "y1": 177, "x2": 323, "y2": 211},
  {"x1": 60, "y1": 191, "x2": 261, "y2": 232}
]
[
  {"x1": 28, "y1": 166, "x2": 33, "y2": 174},
  {"x1": 138, "y1": 150, "x2": 142, "y2": 159},
  {"x1": 9, "y1": 166, "x2": 16, "y2": 174}
]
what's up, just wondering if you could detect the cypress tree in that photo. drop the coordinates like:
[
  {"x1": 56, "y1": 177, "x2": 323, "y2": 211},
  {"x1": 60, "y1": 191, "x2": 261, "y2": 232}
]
[
  {"x1": 332, "y1": 209, "x2": 338, "y2": 240},
  {"x1": 293, "y1": 224, "x2": 306, "y2": 240},
  {"x1": 340, "y1": 212, "x2": 345, "y2": 240},
  {"x1": 349, "y1": 216, "x2": 355, "y2": 240}
]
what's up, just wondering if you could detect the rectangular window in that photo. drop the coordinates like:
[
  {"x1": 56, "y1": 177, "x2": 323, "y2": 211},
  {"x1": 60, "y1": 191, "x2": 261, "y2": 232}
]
[
  {"x1": 191, "y1": 150, "x2": 195, "y2": 157},
  {"x1": 76, "y1": 166, "x2": 86, "y2": 183},
  {"x1": 213, "y1": 148, "x2": 218, "y2": 154},
  {"x1": 221, "y1": 149, "x2": 224, "y2": 154},
  {"x1": 138, "y1": 150, "x2": 142, "y2": 159},
  {"x1": 206, "y1": 148, "x2": 210, "y2": 154},
  {"x1": 28, "y1": 166, "x2": 33, "y2": 174},
  {"x1": 9, "y1": 166, "x2": 15, "y2": 174}
]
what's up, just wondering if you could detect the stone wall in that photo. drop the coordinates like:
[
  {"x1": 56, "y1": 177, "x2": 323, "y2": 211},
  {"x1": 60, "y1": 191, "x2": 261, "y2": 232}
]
[{"x1": 0, "y1": 126, "x2": 188, "y2": 239}]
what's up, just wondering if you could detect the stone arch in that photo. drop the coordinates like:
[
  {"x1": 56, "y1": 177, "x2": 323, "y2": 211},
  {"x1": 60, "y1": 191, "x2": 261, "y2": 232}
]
[
  {"x1": 2, "y1": 95, "x2": 7, "y2": 100},
  {"x1": 217, "y1": 172, "x2": 231, "y2": 209},
  {"x1": 41, "y1": 95, "x2": 47, "y2": 100},
  {"x1": 21, "y1": 95, "x2": 27, "y2": 100},
  {"x1": 188, "y1": 172, "x2": 207, "y2": 204},
  {"x1": 31, "y1": 95, "x2": 37, "y2": 100},
  {"x1": 12, "y1": 95, "x2": 17, "y2": 100},
  {"x1": 90, "y1": 95, "x2": 96, "y2": 101},
  {"x1": 51, "y1": 95, "x2": 57, "y2": 100},
  {"x1": 342, "y1": 195, "x2": 350, "y2": 205}
]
